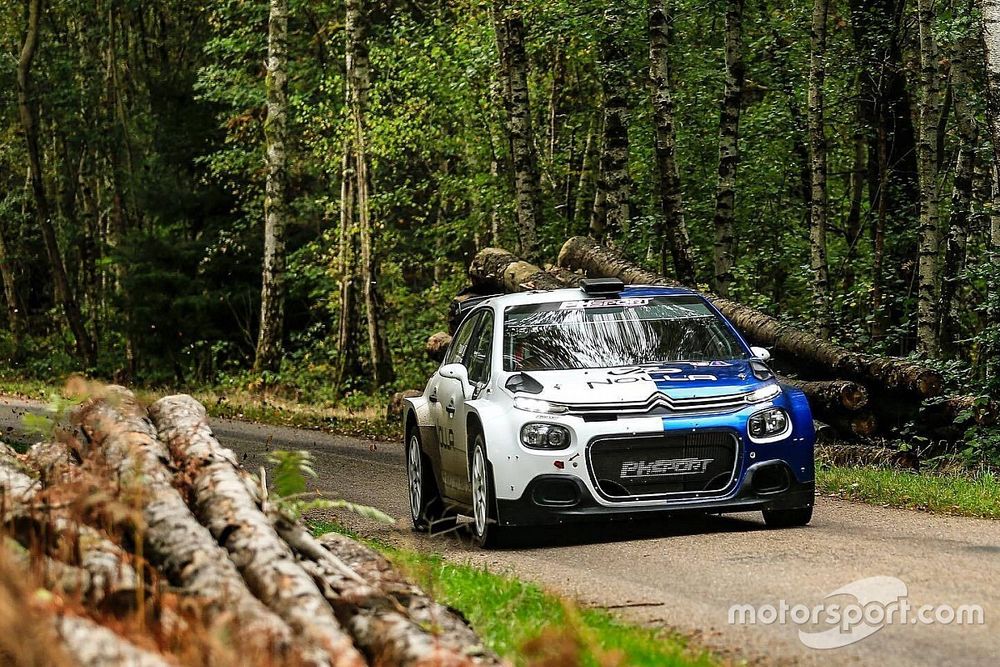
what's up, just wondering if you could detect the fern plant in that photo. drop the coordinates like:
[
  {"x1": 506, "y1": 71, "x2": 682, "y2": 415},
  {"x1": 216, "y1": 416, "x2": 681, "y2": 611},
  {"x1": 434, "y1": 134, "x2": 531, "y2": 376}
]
[{"x1": 265, "y1": 449, "x2": 394, "y2": 524}]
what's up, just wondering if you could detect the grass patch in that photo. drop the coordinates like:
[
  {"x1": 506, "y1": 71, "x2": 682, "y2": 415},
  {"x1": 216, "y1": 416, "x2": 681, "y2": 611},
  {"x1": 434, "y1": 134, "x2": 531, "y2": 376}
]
[
  {"x1": 817, "y1": 465, "x2": 1000, "y2": 519},
  {"x1": 0, "y1": 375, "x2": 401, "y2": 441},
  {"x1": 311, "y1": 521, "x2": 716, "y2": 666}
]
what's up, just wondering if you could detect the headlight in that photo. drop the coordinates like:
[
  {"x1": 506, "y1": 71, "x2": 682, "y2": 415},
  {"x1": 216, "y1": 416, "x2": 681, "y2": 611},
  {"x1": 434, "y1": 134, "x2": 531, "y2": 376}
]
[
  {"x1": 513, "y1": 396, "x2": 568, "y2": 414},
  {"x1": 745, "y1": 384, "x2": 781, "y2": 404},
  {"x1": 520, "y1": 423, "x2": 571, "y2": 449},
  {"x1": 748, "y1": 408, "x2": 790, "y2": 441}
]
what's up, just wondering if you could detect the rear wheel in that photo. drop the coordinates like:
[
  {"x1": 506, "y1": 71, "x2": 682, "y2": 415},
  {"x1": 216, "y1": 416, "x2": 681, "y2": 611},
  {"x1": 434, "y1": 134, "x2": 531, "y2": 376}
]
[
  {"x1": 762, "y1": 506, "x2": 813, "y2": 528},
  {"x1": 406, "y1": 430, "x2": 456, "y2": 533},
  {"x1": 470, "y1": 434, "x2": 504, "y2": 548}
]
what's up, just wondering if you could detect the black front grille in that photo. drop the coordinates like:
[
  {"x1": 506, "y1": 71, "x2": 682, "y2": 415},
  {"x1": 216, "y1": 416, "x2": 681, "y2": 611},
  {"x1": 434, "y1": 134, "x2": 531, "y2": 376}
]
[{"x1": 588, "y1": 431, "x2": 738, "y2": 500}]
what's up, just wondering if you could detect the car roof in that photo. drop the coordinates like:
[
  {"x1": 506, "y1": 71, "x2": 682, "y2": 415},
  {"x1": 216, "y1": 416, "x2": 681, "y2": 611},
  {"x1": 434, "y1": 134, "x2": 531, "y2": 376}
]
[{"x1": 478, "y1": 284, "x2": 701, "y2": 310}]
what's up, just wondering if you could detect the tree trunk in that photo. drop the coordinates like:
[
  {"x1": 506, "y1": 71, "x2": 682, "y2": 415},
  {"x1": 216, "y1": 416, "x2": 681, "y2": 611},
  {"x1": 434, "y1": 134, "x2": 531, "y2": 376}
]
[
  {"x1": 54, "y1": 615, "x2": 171, "y2": 667},
  {"x1": 316, "y1": 531, "x2": 500, "y2": 665},
  {"x1": 148, "y1": 395, "x2": 364, "y2": 667},
  {"x1": 915, "y1": 0, "x2": 942, "y2": 356},
  {"x1": 558, "y1": 237, "x2": 943, "y2": 397},
  {"x1": 347, "y1": 0, "x2": 394, "y2": 387},
  {"x1": 72, "y1": 388, "x2": 295, "y2": 656},
  {"x1": 648, "y1": 0, "x2": 695, "y2": 283},
  {"x1": 808, "y1": 0, "x2": 830, "y2": 334},
  {"x1": 254, "y1": 0, "x2": 289, "y2": 374},
  {"x1": 590, "y1": 6, "x2": 631, "y2": 245},
  {"x1": 777, "y1": 377, "x2": 869, "y2": 412},
  {"x1": 335, "y1": 151, "x2": 362, "y2": 391},
  {"x1": 16, "y1": 0, "x2": 94, "y2": 367},
  {"x1": 492, "y1": 0, "x2": 541, "y2": 259},
  {"x1": 711, "y1": 0, "x2": 745, "y2": 296},
  {"x1": 0, "y1": 227, "x2": 25, "y2": 338},
  {"x1": 939, "y1": 44, "x2": 978, "y2": 357},
  {"x1": 843, "y1": 95, "x2": 866, "y2": 296},
  {"x1": 469, "y1": 247, "x2": 565, "y2": 293}
]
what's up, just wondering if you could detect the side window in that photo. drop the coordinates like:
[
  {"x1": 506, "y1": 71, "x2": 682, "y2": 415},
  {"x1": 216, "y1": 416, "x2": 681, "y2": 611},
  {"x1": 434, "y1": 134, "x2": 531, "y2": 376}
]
[
  {"x1": 465, "y1": 312, "x2": 494, "y2": 385},
  {"x1": 444, "y1": 312, "x2": 481, "y2": 367}
]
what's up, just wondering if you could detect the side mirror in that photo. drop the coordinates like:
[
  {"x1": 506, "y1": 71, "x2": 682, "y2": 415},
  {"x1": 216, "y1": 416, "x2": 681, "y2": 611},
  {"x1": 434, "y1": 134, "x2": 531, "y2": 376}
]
[
  {"x1": 750, "y1": 346, "x2": 771, "y2": 362},
  {"x1": 439, "y1": 363, "x2": 469, "y2": 386}
]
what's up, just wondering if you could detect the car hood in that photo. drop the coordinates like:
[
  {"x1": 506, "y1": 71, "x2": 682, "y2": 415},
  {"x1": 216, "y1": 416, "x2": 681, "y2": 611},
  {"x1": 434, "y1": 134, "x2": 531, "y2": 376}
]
[{"x1": 516, "y1": 360, "x2": 769, "y2": 405}]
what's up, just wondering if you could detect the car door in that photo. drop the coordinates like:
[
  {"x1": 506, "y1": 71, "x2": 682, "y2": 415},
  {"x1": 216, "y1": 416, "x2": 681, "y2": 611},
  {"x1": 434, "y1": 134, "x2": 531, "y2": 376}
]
[
  {"x1": 454, "y1": 310, "x2": 494, "y2": 495},
  {"x1": 433, "y1": 311, "x2": 483, "y2": 498}
]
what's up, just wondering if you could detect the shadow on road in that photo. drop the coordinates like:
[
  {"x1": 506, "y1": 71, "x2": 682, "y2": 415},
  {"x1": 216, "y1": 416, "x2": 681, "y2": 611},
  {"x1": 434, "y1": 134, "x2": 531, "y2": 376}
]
[{"x1": 431, "y1": 512, "x2": 770, "y2": 552}]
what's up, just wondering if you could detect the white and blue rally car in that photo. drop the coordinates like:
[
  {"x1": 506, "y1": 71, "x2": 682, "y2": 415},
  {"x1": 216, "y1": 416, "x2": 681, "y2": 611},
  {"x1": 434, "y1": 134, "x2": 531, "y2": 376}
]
[{"x1": 403, "y1": 278, "x2": 815, "y2": 547}]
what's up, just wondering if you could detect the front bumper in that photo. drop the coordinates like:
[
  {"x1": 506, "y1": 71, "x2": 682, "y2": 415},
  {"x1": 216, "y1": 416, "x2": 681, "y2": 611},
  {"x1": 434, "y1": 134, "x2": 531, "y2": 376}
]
[{"x1": 495, "y1": 460, "x2": 815, "y2": 527}]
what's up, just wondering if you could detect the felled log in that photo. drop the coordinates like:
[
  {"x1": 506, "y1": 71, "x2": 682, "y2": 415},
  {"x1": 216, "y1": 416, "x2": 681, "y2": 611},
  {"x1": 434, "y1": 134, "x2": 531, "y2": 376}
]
[
  {"x1": 0, "y1": 444, "x2": 40, "y2": 502},
  {"x1": 544, "y1": 264, "x2": 583, "y2": 287},
  {"x1": 426, "y1": 331, "x2": 453, "y2": 363},
  {"x1": 148, "y1": 395, "x2": 364, "y2": 667},
  {"x1": 2, "y1": 442, "x2": 140, "y2": 609},
  {"x1": 73, "y1": 388, "x2": 294, "y2": 657},
  {"x1": 558, "y1": 236, "x2": 943, "y2": 398},
  {"x1": 54, "y1": 615, "x2": 171, "y2": 667},
  {"x1": 387, "y1": 390, "x2": 423, "y2": 421},
  {"x1": 25, "y1": 440, "x2": 79, "y2": 484},
  {"x1": 469, "y1": 247, "x2": 564, "y2": 293},
  {"x1": 822, "y1": 412, "x2": 878, "y2": 439},
  {"x1": 319, "y1": 532, "x2": 499, "y2": 665},
  {"x1": 778, "y1": 377, "x2": 868, "y2": 412},
  {"x1": 276, "y1": 517, "x2": 481, "y2": 667},
  {"x1": 922, "y1": 395, "x2": 999, "y2": 428}
]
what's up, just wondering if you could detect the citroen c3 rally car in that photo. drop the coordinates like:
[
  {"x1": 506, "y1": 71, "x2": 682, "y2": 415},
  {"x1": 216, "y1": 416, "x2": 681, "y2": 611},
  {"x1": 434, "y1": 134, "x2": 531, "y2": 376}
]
[{"x1": 403, "y1": 278, "x2": 815, "y2": 547}]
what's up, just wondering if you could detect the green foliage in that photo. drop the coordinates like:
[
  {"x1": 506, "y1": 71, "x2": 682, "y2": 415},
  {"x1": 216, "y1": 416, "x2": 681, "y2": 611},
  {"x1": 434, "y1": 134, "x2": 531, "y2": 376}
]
[
  {"x1": 267, "y1": 449, "x2": 394, "y2": 523},
  {"x1": 21, "y1": 392, "x2": 83, "y2": 440},
  {"x1": 0, "y1": 0, "x2": 996, "y2": 457}
]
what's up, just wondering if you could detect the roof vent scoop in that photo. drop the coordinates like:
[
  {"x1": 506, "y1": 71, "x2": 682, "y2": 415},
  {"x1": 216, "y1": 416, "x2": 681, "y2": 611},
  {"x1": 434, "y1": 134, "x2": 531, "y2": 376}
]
[{"x1": 580, "y1": 278, "x2": 625, "y2": 295}]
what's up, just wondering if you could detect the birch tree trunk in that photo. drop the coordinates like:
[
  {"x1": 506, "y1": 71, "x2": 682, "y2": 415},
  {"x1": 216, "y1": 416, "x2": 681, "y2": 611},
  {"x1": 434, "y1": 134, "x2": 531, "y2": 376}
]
[
  {"x1": 73, "y1": 389, "x2": 295, "y2": 657},
  {"x1": 808, "y1": 0, "x2": 830, "y2": 335},
  {"x1": 149, "y1": 395, "x2": 364, "y2": 667},
  {"x1": 648, "y1": 0, "x2": 695, "y2": 283},
  {"x1": 712, "y1": 0, "x2": 745, "y2": 296},
  {"x1": 335, "y1": 151, "x2": 362, "y2": 390},
  {"x1": 16, "y1": 0, "x2": 94, "y2": 367},
  {"x1": 915, "y1": 0, "x2": 942, "y2": 355},
  {"x1": 254, "y1": 0, "x2": 289, "y2": 373},
  {"x1": 347, "y1": 0, "x2": 394, "y2": 386},
  {"x1": 492, "y1": 0, "x2": 541, "y2": 259}
]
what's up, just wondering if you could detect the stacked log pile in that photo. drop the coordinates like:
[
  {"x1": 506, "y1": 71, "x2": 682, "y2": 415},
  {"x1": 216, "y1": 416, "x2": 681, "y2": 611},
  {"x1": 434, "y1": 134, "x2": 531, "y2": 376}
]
[
  {"x1": 429, "y1": 240, "x2": 995, "y2": 444},
  {"x1": 0, "y1": 387, "x2": 499, "y2": 667}
]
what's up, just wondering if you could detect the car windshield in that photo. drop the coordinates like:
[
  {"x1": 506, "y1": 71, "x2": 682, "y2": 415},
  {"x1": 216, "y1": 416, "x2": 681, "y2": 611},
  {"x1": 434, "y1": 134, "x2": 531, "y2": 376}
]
[{"x1": 503, "y1": 295, "x2": 747, "y2": 371}]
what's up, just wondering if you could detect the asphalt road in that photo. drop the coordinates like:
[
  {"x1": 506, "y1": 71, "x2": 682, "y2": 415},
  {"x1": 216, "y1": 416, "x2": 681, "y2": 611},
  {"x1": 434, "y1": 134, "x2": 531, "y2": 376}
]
[{"x1": 1, "y1": 396, "x2": 997, "y2": 666}]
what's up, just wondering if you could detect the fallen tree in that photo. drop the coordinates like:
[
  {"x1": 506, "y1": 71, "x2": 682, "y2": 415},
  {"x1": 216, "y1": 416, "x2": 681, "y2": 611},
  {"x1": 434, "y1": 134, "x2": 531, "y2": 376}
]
[
  {"x1": 148, "y1": 395, "x2": 364, "y2": 667},
  {"x1": 557, "y1": 236, "x2": 943, "y2": 399},
  {"x1": 776, "y1": 377, "x2": 868, "y2": 413},
  {"x1": 150, "y1": 394, "x2": 488, "y2": 667},
  {"x1": 469, "y1": 247, "x2": 564, "y2": 293},
  {"x1": 74, "y1": 388, "x2": 296, "y2": 658}
]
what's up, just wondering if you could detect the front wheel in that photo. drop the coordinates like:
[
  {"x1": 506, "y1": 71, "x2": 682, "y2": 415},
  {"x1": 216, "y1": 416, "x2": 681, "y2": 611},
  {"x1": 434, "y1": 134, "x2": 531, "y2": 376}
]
[
  {"x1": 470, "y1": 434, "x2": 504, "y2": 548},
  {"x1": 407, "y1": 430, "x2": 456, "y2": 533},
  {"x1": 762, "y1": 506, "x2": 813, "y2": 528}
]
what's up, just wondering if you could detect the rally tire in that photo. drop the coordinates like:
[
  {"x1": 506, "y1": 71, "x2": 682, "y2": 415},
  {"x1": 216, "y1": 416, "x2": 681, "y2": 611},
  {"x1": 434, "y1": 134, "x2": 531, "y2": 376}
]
[
  {"x1": 470, "y1": 433, "x2": 504, "y2": 548},
  {"x1": 406, "y1": 430, "x2": 456, "y2": 533},
  {"x1": 762, "y1": 506, "x2": 813, "y2": 528}
]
